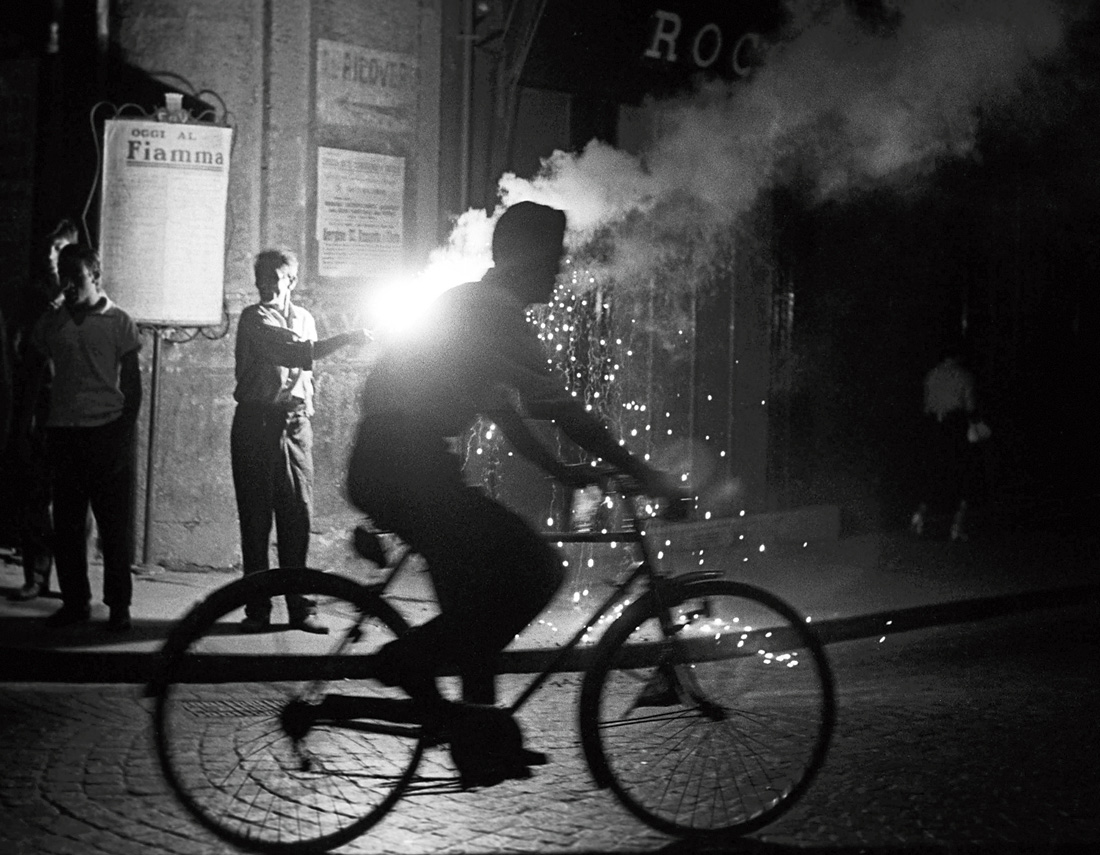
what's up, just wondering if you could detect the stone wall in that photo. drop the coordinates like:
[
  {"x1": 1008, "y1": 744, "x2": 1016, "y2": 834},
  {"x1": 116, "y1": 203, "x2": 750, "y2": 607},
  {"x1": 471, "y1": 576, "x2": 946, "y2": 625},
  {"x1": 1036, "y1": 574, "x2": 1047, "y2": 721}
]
[{"x1": 111, "y1": 0, "x2": 442, "y2": 569}]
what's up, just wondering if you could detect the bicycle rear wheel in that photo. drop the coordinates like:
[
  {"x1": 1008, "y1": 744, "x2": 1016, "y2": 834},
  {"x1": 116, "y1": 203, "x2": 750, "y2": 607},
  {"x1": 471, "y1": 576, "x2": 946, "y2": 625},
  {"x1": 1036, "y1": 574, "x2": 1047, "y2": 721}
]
[
  {"x1": 151, "y1": 569, "x2": 421, "y2": 854},
  {"x1": 579, "y1": 577, "x2": 835, "y2": 839}
]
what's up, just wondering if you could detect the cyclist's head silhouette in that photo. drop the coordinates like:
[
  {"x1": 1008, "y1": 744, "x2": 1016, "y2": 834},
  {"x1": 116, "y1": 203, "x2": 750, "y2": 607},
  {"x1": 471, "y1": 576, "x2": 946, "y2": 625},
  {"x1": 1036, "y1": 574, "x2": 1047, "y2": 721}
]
[{"x1": 491, "y1": 201, "x2": 567, "y2": 304}]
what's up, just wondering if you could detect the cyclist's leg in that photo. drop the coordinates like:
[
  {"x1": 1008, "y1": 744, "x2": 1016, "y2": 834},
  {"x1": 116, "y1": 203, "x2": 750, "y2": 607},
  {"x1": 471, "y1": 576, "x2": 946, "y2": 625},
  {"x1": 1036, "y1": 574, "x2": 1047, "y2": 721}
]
[
  {"x1": 346, "y1": 421, "x2": 459, "y2": 709},
  {"x1": 379, "y1": 486, "x2": 563, "y2": 704},
  {"x1": 446, "y1": 489, "x2": 564, "y2": 702},
  {"x1": 347, "y1": 420, "x2": 562, "y2": 703}
]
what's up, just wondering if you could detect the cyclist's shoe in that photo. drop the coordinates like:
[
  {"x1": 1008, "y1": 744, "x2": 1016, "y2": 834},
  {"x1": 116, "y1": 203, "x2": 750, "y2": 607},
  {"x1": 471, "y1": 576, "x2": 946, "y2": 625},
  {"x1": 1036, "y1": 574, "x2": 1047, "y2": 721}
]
[
  {"x1": 289, "y1": 614, "x2": 329, "y2": 634},
  {"x1": 352, "y1": 525, "x2": 388, "y2": 566},
  {"x1": 632, "y1": 665, "x2": 681, "y2": 709},
  {"x1": 239, "y1": 614, "x2": 271, "y2": 633},
  {"x1": 448, "y1": 704, "x2": 545, "y2": 790}
]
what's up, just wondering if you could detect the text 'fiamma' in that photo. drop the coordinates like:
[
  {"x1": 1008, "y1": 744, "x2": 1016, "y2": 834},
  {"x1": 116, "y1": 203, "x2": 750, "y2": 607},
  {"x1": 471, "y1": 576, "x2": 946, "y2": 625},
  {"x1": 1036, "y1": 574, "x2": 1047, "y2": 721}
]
[{"x1": 125, "y1": 128, "x2": 225, "y2": 168}]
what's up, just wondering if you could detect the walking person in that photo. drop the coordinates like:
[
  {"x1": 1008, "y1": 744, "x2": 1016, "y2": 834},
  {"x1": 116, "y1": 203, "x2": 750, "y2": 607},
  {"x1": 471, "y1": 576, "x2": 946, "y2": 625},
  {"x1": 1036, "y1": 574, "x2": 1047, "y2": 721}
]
[
  {"x1": 25, "y1": 243, "x2": 142, "y2": 630},
  {"x1": 1, "y1": 302, "x2": 10, "y2": 454},
  {"x1": 231, "y1": 248, "x2": 368, "y2": 634},
  {"x1": 6, "y1": 218, "x2": 79, "y2": 601},
  {"x1": 910, "y1": 341, "x2": 986, "y2": 541}
]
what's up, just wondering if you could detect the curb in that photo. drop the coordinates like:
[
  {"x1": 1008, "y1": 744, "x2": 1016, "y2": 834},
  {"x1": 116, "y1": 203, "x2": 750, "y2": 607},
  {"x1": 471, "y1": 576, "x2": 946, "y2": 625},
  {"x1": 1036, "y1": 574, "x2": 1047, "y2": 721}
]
[{"x1": 3, "y1": 583, "x2": 1095, "y2": 685}]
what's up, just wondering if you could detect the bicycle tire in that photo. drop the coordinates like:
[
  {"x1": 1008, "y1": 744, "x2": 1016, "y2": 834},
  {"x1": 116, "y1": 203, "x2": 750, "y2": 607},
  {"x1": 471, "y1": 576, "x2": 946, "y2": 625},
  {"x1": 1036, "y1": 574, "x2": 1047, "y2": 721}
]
[
  {"x1": 152, "y1": 568, "x2": 422, "y2": 854},
  {"x1": 579, "y1": 577, "x2": 835, "y2": 839}
]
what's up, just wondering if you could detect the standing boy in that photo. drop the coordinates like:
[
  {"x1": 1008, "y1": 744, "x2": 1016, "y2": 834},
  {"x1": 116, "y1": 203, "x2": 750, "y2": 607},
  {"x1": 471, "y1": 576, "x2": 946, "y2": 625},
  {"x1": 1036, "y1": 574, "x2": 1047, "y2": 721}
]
[
  {"x1": 27, "y1": 243, "x2": 142, "y2": 631},
  {"x1": 6, "y1": 218, "x2": 79, "y2": 601}
]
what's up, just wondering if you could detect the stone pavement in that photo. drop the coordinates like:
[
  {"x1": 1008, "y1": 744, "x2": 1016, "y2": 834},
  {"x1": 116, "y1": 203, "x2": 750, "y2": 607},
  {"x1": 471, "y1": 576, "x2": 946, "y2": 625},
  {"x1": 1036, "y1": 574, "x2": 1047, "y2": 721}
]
[
  {"x1": 1, "y1": 508, "x2": 1098, "y2": 855},
  {"x1": 2, "y1": 504, "x2": 1098, "y2": 683}
]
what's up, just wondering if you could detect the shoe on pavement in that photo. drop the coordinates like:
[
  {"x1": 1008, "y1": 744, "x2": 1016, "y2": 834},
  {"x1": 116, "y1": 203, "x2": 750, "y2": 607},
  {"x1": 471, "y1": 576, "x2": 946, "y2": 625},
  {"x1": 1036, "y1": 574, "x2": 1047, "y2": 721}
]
[
  {"x1": 106, "y1": 607, "x2": 132, "y2": 632},
  {"x1": 239, "y1": 614, "x2": 271, "y2": 633},
  {"x1": 632, "y1": 665, "x2": 681, "y2": 709},
  {"x1": 289, "y1": 614, "x2": 329, "y2": 635},
  {"x1": 8, "y1": 582, "x2": 48, "y2": 602},
  {"x1": 448, "y1": 705, "x2": 543, "y2": 790},
  {"x1": 950, "y1": 501, "x2": 968, "y2": 542},
  {"x1": 44, "y1": 605, "x2": 91, "y2": 628}
]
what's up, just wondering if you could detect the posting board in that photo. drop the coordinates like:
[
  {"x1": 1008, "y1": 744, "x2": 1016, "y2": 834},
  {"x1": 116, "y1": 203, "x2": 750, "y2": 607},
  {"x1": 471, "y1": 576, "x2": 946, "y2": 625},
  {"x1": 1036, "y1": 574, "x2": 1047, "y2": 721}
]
[{"x1": 99, "y1": 118, "x2": 233, "y2": 325}]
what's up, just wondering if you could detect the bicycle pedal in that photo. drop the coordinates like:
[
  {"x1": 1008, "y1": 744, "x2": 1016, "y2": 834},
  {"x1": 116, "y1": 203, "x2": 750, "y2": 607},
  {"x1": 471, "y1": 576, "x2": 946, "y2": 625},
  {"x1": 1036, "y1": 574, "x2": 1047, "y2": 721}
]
[
  {"x1": 520, "y1": 748, "x2": 549, "y2": 766},
  {"x1": 634, "y1": 686, "x2": 680, "y2": 708},
  {"x1": 633, "y1": 667, "x2": 680, "y2": 708},
  {"x1": 419, "y1": 728, "x2": 448, "y2": 748},
  {"x1": 458, "y1": 763, "x2": 533, "y2": 790},
  {"x1": 352, "y1": 526, "x2": 388, "y2": 565}
]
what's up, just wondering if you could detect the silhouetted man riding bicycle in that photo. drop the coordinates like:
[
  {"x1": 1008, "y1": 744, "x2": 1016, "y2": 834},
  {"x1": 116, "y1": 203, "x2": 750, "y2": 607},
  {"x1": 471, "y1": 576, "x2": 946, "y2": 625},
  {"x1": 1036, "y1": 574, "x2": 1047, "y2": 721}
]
[{"x1": 347, "y1": 201, "x2": 686, "y2": 786}]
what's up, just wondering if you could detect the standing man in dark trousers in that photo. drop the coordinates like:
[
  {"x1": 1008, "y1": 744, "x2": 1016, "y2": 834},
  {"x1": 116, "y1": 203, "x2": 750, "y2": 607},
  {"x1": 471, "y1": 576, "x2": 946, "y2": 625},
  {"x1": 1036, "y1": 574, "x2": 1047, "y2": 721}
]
[
  {"x1": 7, "y1": 218, "x2": 79, "y2": 601},
  {"x1": 27, "y1": 243, "x2": 142, "y2": 632},
  {"x1": 232, "y1": 248, "x2": 368, "y2": 634}
]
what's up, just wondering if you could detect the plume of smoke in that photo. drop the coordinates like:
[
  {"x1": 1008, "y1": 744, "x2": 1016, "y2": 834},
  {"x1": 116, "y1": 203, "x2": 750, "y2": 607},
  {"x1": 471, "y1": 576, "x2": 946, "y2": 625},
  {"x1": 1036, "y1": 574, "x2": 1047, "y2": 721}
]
[
  {"x1": 423, "y1": 206, "x2": 494, "y2": 281},
  {"x1": 492, "y1": 0, "x2": 1068, "y2": 284}
]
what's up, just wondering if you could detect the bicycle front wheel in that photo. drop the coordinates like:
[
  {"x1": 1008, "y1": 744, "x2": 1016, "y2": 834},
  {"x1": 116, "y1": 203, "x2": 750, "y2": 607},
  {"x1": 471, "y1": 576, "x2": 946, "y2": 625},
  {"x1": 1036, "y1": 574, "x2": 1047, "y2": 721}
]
[
  {"x1": 579, "y1": 578, "x2": 835, "y2": 839},
  {"x1": 152, "y1": 568, "x2": 421, "y2": 854}
]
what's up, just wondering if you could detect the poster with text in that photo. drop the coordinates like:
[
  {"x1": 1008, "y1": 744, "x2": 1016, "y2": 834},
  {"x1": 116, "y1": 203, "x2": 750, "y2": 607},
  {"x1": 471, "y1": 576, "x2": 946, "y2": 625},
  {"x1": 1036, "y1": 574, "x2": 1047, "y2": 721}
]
[
  {"x1": 99, "y1": 118, "x2": 232, "y2": 326},
  {"x1": 316, "y1": 40, "x2": 418, "y2": 134},
  {"x1": 316, "y1": 147, "x2": 404, "y2": 279}
]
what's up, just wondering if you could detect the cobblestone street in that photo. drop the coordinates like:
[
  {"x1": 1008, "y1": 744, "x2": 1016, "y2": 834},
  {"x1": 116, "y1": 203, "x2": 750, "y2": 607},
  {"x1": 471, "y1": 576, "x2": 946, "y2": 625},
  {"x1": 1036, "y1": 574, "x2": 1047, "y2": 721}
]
[{"x1": 2, "y1": 603, "x2": 1097, "y2": 854}]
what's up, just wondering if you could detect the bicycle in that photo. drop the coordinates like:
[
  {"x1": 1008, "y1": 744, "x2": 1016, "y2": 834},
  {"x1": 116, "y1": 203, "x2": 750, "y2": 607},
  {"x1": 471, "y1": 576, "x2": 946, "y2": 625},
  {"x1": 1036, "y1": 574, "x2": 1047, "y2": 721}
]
[{"x1": 148, "y1": 473, "x2": 836, "y2": 854}]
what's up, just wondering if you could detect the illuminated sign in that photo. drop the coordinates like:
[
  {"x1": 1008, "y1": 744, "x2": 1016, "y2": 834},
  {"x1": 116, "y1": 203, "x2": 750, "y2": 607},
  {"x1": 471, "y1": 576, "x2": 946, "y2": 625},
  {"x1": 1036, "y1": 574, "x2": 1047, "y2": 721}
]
[{"x1": 644, "y1": 9, "x2": 764, "y2": 78}]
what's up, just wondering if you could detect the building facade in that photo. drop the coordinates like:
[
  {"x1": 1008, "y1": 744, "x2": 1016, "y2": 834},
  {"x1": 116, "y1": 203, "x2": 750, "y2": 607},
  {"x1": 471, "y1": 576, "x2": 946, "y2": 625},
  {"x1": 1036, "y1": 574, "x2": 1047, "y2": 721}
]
[{"x1": 1, "y1": 0, "x2": 782, "y2": 568}]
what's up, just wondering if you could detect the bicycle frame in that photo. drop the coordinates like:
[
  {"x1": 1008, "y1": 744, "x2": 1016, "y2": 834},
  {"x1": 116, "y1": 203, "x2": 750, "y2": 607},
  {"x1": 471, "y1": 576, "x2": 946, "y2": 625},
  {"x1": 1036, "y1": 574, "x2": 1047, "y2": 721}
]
[
  {"x1": 508, "y1": 528, "x2": 653, "y2": 713},
  {"x1": 356, "y1": 489, "x2": 716, "y2": 718}
]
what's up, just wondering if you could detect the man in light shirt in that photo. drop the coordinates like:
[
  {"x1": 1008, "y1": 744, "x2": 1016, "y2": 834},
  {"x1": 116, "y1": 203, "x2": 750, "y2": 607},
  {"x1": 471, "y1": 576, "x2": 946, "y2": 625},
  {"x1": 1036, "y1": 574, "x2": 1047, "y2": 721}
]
[
  {"x1": 911, "y1": 344, "x2": 982, "y2": 541},
  {"x1": 231, "y1": 249, "x2": 368, "y2": 633}
]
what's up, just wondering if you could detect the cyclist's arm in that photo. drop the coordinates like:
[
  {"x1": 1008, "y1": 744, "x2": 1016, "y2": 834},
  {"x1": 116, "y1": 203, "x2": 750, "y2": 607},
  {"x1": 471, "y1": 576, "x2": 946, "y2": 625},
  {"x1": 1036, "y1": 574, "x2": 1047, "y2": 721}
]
[
  {"x1": 525, "y1": 398, "x2": 685, "y2": 501},
  {"x1": 486, "y1": 405, "x2": 594, "y2": 489},
  {"x1": 490, "y1": 305, "x2": 685, "y2": 499}
]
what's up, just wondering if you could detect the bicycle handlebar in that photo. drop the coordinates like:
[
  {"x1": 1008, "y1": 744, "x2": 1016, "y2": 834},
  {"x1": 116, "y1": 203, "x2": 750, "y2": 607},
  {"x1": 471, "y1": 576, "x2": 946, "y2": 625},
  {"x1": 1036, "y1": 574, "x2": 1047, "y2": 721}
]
[{"x1": 567, "y1": 462, "x2": 692, "y2": 524}]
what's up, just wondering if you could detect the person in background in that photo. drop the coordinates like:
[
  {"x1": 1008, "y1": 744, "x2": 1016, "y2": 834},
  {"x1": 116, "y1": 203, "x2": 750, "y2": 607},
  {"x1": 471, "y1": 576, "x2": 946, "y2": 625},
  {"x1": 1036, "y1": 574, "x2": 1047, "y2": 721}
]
[
  {"x1": 231, "y1": 248, "x2": 369, "y2": 634},
  {"x1": 6, "y1": 218, "x2": 79, "y2": 601},
  {"x1": 24, "y1": 243, "x2": 142, "y2": 630},
  {"x1": 346, "y1": 201, "x2": 688, "y2": 787},
  {"x1": 910, "y1": 341, "x2": 983, "y2": 542},
  {"x1": 0, "y1": 302, "x2": 10, "y2": 453}
]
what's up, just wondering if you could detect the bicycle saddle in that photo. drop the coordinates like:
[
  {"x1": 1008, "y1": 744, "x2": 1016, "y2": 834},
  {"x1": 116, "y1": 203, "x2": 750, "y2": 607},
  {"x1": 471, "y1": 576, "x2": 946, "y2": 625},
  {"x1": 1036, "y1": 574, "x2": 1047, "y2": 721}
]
[{"x1": 353, "y1": 525, "x2": 389, "y2": 566}]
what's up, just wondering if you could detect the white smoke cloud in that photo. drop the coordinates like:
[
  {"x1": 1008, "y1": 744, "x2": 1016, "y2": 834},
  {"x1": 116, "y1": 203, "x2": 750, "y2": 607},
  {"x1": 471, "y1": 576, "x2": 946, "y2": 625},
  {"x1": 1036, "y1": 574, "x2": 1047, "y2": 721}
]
[{"x1": 491, "y1": 0, "x2": 1069, "y2": 271}]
